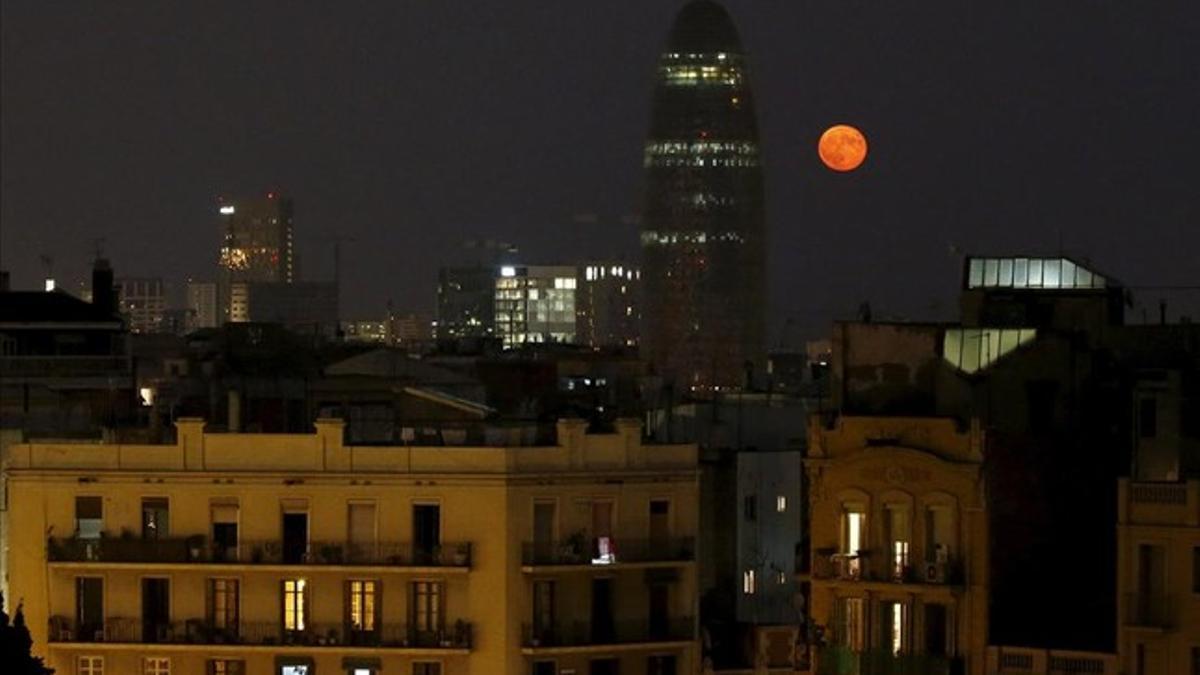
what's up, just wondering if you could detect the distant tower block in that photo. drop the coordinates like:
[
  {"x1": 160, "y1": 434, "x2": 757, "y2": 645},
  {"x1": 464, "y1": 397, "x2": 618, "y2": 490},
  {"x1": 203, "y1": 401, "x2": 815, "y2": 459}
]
[{"x1": 641, "y1": 0, "x2": 766, "y2": 392}]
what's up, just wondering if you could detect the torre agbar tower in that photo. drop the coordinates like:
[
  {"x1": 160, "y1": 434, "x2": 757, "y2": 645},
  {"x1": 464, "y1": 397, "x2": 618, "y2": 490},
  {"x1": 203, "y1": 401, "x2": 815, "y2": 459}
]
[{"x1": 641, "y1": 0, "x2": 766, "y2": 392}]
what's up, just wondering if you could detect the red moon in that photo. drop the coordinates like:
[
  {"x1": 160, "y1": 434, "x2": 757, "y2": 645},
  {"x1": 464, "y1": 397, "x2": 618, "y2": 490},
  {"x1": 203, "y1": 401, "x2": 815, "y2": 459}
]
[{"x1": 818, "y1": 124, "x2": 868, "y2": 172}]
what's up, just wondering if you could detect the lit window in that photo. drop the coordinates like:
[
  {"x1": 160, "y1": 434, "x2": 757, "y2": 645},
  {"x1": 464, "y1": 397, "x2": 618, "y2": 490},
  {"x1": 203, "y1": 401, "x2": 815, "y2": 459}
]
[
  {"x1": 348, "y1": 580, "x2": 377, "y2": 632},
  {"x1": 776, "y1": 495, "x2": 787, "y2": 512},
  {"x1": 282, "y1": 578, "x2": 307, "y2": 631},
  {"x1": 742, "y1": 569, "x2": 756, "y2": 594},
  {"x1": 143, "y1": 658, "x2": 170, "y2": 675},
  {"x1": 208, "y1": 660, "x2": 244, "y2": 675},
  {"x1": 78, "y1": 657, "x2": 104, "y2": 675}
]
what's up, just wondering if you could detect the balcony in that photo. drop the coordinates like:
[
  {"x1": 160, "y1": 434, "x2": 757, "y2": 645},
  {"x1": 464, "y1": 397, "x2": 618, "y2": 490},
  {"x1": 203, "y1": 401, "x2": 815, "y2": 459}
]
[
  {"x1": 811, "y1": 551, "x2": 963, "y2": 586},
  {"x1": 521, "y1": 537, "x2": 694, "y2": 568},
  {"x1": 522, "y1": 617, "x2": 693, "y2": 651},
  {"x1": 1121, "y1": 479, "x2": 1200, "y2": 527},
  {"x1": 987, "y1": 646, "x2": 1117, "y2": 674},
  {"x1": 1123, "y1": 593, "x2": 1173, "y2": 629},
  {"x1": 817, "y1": 647, "x2": 963, "y2": 675},
  {"x1": 0, "y1": 355, "x2": 130, "y2": 378},
  {"x1": 47, "y1": 617, "x2": 473, "y2": 651},
  {"x1": 47, "y1": 537, "x2": 472, "y2": 569}
]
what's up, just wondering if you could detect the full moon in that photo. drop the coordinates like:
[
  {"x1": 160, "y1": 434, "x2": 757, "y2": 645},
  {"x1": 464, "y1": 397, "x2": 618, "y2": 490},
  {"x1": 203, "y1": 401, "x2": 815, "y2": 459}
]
[{"x1": 818, "y1": 124, "x2": 868, "y2": 172}]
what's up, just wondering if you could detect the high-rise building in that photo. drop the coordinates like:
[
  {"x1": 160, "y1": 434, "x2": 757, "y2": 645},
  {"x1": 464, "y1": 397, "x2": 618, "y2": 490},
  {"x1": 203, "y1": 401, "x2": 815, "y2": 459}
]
[
  {"x1": 494, "y1": 265, "x2": 577, "y2": 348},
  {"x1": 3, "y1": 417, "x2": 699, "y2": 674},
  {"x1": 116, "y1": 277, "x2": 166, "y2": 333},
  {"x1": 576, "y1": 263, "x2": 640, "y2": 349},
  {"x1": 641, "y1": 0, "x2": 766, "y2": 392},
  {"x1": 437, "y1": 265, "x2": 497, "y2": 340},
  {"x1": 216, "y1": 193, "x2": 295, "y2": 322},
  {"x1": 186, "y1": 280, "x2": 219, "y2": 331}
]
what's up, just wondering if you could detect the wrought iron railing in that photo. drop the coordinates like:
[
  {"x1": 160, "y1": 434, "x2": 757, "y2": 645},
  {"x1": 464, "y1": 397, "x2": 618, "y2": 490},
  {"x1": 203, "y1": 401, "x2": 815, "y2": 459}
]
[
  {"x1": 47, "y1": 537, "x2": 472, "y2": 568},
  {"x1": 521, "y1": 537, "x2": 694, "y2": 566},
  {"x1": 521, "y1": 617, "x2": 693, "y2": 647},
  {"x1": 47, "y1": 617, "x2": 472, "y2": 649}
]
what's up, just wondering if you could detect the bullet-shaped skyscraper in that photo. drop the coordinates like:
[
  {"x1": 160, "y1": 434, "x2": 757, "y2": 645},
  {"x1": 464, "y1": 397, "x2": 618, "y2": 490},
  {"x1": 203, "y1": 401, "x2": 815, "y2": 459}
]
[{"x1": 641, "y1": 0, "x2": 765, "y2": 391}]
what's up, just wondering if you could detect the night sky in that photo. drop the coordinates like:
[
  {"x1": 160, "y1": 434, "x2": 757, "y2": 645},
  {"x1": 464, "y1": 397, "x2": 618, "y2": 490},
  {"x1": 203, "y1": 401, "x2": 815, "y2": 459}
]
[{"x1": 2, "y1": 1, "x2": 1197, "y2": 342}]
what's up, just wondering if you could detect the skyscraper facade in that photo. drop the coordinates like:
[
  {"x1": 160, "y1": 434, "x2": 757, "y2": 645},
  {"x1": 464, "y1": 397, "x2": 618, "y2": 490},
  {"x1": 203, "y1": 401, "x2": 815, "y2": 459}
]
[
  {"x1": 216, "y1": 193, "x2": 295, "y2": 322},
  {"x1": 641, "y1": 0, "x2": 766, "y2": 392}
]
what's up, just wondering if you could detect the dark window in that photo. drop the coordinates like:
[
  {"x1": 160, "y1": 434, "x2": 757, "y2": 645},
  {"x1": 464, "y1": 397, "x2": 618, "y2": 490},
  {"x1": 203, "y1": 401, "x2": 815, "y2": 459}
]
[
  {"x1": 648, "y1": 656, "x2": 677, "y2": 675},
  {"x1": 282, "y1": 511, "x2": 308, "y2": 564},
  {"x1": 413, "y1": 504, "x2": 441, "y2": 564},
  {"x1": 1191, "y1": 647, "x2": 1199, "y2": 675},
  {"x1": 75, "y1": 577, "x2": 103, "y2": 640},
  {"x1": 412, "y1": 663, "x2": 441, "y2": 675},
  {"x1": 590, "y1": 578, "x2": 614, "y2": 643},
  {"x1": 923, "y1": 604, "x2": 948, "y2": 656},
  {"x1": 532, "y1": 662, "x2": 556, "y2": 675},
  {"x1": 744, "y1": 495, "x2": 757, "y2": 521},
  {"x1": 533, "y1": 580, "x2": 555, "y2": 641},
  {"x1": 648, "y1": 584, "x2": 669, "y2": 639},
  {"x1": 1139, "y1": 398, "x2": 1158, "y2": 438},
  {"x1": 141, "y1": 578, "x2": 170, "y2": 642},
  {"x1": 590, "y1": 659, "x2": 618, "y2": 675}
]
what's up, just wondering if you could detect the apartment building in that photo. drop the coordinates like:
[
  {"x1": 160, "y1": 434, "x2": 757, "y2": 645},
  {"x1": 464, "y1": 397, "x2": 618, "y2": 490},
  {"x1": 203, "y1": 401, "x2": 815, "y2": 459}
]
[
  {"x1": 803, "y1": 415, "x2": 988, "y2": 675},
  {"x1": 2, "y1": 417, "x2": 698, "y2": 675}
]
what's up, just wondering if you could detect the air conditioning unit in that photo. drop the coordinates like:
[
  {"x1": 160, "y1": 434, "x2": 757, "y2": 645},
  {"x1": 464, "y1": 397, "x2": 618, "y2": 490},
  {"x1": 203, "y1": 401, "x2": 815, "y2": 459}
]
[{"x1": 925, "y1": 561, "x2": 946, "y2": 583}]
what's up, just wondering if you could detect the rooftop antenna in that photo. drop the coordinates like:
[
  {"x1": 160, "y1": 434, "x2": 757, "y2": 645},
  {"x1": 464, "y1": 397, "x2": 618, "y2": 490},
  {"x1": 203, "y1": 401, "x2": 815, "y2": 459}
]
[{"x1": 89, "y1": 237, "x2": 107, "y2": 261}]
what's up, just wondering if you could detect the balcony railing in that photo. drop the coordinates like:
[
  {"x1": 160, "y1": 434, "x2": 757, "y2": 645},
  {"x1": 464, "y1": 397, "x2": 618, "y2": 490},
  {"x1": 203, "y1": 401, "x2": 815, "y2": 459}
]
[
  {"x1": 0, "y1": 355, "x2": 130, "y2": 377},
  {"x1": 48, "y1": 617, "x2": 472, "y2": 649},
  {"x1": 817, "y1": 647, "x2": 963, "y2": 675},
  {"x1": 1124, "y1": 593, "x2": 1173, "y2": 629},
  {"x1": 47, "y1": 537, "x2": 472, "y2": 568},
  {"x1": 521, "y1": 537, "x2": 695, "y2": 566},
  {"x1": 811, "y1": 551, "x2": 962, "y2": 585},
  {"x1": 988, "y1": 646, "x2": 1117, "y2": 674},
  {"x1": 522, "y1": 617, "x2": 693, "y2": 648}
]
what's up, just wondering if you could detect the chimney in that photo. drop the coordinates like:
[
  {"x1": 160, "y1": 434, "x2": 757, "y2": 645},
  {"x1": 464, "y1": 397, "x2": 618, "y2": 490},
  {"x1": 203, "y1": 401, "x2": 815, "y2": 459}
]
[{"x1": 92, "y1": 258, "x2": 116, "y2": 315}]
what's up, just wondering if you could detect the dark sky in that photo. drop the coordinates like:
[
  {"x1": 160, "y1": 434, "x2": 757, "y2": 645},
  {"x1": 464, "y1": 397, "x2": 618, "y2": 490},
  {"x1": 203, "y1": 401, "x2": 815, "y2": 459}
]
[{"x1": 2, "y1": 1, "x2": 1197, "y2": 343}]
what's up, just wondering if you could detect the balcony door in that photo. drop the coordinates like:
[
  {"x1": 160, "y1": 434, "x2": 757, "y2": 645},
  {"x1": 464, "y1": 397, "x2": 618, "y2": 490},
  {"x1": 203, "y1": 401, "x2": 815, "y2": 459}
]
[
  {"x1": 141, "y1": 577, "x2": 170, "y2": 642},
  {"x1": 533, "y1": 501, "x2": 556, "y2": 562},
  {"x1": 75, "y1": 577, "x2": 103, "y2": 641},
  {"x1": 923, "y1": 604, "x2": 948, "y2": 656},
  {"x1": 413, "y1": 504, "x2": 441, "y2": 564},
  {"x1": 211, "y1": 502, "x2": 239, "y2": 562},
  {"x1": 649, "y1": 499, "x2": 670, "y2": 558},
  {"x1": 532, "y1": 580, "x2": 555, "y2": 643},
  {"x1": 648, "y1": 583, "x2": 669, "y2": 639},
  {"x1": 207, "y1": 578, "x2": 239, "y2": 639},
  {"x1": 590, "y1": 578, "x2": 614, "y2": 643},
  {"x1": 282, "y1": 510, "x2": 309, "y2": 564},
  {"x1": 592, "y1": 500, "x2": 614, "y2": 563},
  {"x1": 141, "y1": 498, "x2": 169, "y2": 540}
]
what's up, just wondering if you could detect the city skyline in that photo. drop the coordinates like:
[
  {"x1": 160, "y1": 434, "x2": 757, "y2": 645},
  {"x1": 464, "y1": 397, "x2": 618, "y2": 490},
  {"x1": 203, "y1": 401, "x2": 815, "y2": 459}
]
[{"x1": 2, "y1": 2, "x2": 1198, "y2": 343}]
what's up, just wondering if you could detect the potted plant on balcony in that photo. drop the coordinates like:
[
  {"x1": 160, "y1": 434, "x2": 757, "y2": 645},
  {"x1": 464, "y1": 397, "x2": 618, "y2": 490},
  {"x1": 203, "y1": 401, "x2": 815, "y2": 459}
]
[
  {"x1": 185, "y1": 535, "x2": 206, "y2": 562},
  {"x1": 563, "y1": 530, "x2": 588, "y2": 564}
]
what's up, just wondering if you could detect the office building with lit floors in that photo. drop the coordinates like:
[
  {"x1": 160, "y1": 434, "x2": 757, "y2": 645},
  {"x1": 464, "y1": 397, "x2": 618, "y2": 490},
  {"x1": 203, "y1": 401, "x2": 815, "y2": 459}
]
[
  {"x1": 803, "y1": 415, "x2": 988, "y2": 675},
  {"x1": 640, "y1": 0, "x2": 767, "y2": 392},
  {"x1": 1, "y1": 417, "x2": 698, "y2": 675}
]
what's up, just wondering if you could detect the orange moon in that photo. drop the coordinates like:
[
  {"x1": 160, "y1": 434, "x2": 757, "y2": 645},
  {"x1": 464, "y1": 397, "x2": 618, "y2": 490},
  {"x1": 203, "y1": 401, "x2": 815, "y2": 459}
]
[{"x1": 818, "y1": 124, "x2": 868, "y2": 172}]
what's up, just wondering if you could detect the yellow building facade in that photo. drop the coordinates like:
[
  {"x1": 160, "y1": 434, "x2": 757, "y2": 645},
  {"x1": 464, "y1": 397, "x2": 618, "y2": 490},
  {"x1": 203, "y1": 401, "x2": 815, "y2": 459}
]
[
  {"x1": 802, "y1": 415, "x2": 988, "y2": 675},
  {"x1": 1116, "y1": 478, "x2": 1200, "y2": 675},
  {"x1": 1, "y1": 418, "x2": 698, "y2": 675}
]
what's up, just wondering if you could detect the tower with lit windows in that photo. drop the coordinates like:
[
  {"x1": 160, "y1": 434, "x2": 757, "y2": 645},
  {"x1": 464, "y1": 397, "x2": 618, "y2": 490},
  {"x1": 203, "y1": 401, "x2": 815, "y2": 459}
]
[
  {"x1": 640, "y1": 0, "x2": 766, "y2": 392},
  {"x1": 215, "y1": 192, "x2": 295, "y2": 322}
]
